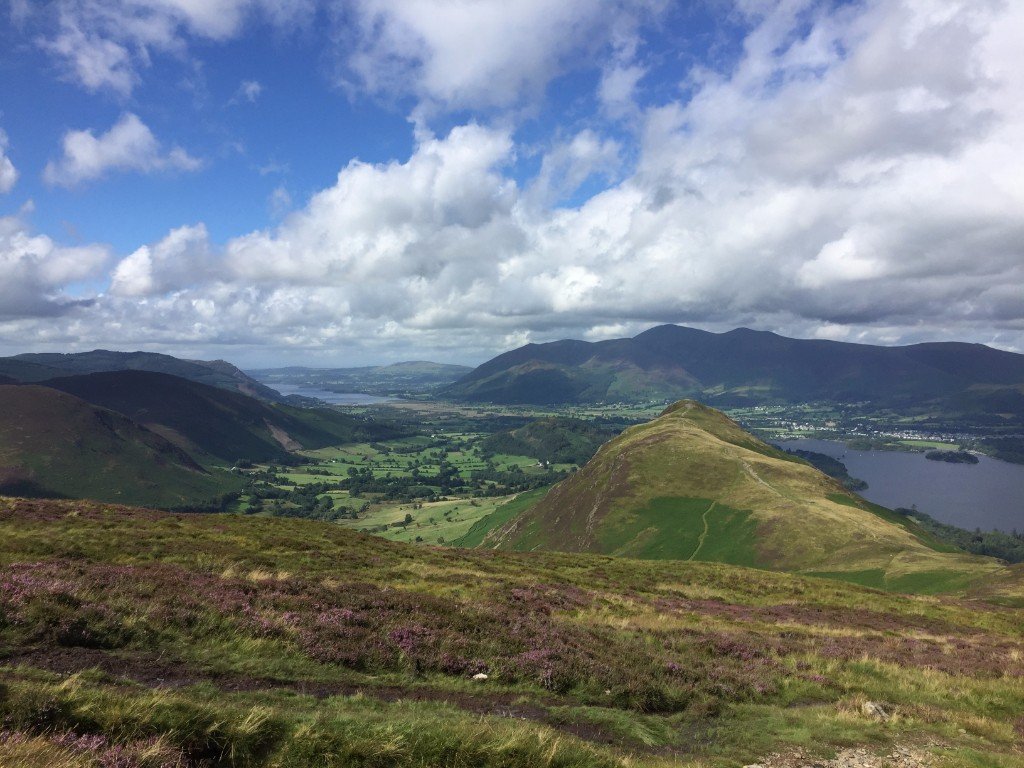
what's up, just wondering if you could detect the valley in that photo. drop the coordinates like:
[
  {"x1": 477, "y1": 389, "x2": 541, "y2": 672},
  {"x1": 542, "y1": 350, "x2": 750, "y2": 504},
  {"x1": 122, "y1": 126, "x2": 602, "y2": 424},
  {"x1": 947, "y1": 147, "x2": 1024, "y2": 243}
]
[{"x1": 2, "y1": 338, "x2": 1024, "y2": 767}]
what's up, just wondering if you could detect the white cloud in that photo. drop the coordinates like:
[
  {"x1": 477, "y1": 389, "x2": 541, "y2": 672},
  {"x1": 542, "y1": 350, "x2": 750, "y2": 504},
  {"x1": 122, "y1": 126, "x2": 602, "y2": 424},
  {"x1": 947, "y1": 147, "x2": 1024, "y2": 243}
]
[
  {"x1": 233, "y1": 79, "x2": 263, "y2": 103},
  {"x1": 40, "y1": 19, "x2": 137, "y2": 95},
  {"x1": 35, "y1": 0, "x2": 315, "y2": 95},
  {"x1": 599, "y1": 62, "x2": 646, "y2": 119},
  {"x1": 529, "y1": 130, "x2": 621, "y2": 206},
  {"x1": 0, "y1": 130, "x2": 18, "y2": 194},
  {"x1": 340, "y1": 0, "x2": 662, "y2": 113},
  {"x1": 268, "y1": 186, "x2": 292, "y2": 218},
  {"x1": 109, "y1": 224, "x2": 213, "y2": 297},
  {"x1": 43, "y1": 113, "x2": 201, "y2": 187},
  {"x1": 0, "y1": 214, "x2": 109, "y2": 319}
]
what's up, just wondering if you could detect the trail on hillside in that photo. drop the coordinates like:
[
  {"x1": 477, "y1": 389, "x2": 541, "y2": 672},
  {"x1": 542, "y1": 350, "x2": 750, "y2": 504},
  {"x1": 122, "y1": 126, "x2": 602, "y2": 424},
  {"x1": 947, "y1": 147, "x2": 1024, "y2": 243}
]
[
  {"x1": 741, "y1": 459, "x2": 771, "y2": 488},
  {"x1": 688, "y1": 501, "x2": 716, "y2": 560}
]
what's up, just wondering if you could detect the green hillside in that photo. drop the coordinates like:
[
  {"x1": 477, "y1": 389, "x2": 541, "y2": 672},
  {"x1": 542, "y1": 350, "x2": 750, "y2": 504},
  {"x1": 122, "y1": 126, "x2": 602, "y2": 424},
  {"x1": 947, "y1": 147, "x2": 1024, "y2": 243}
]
[
  {"x1": 0, "y1": 386, "x2": 240, "y2": 508},
  {"x1": 42, "y1": 370, "x2": 404, "y2": 463},
  {"x1": 1, "y1": 496, "x2": 1023, "y2": 767},
  {"x1": 488, "y1": 400, "x2": 1002, "y2": 592}
]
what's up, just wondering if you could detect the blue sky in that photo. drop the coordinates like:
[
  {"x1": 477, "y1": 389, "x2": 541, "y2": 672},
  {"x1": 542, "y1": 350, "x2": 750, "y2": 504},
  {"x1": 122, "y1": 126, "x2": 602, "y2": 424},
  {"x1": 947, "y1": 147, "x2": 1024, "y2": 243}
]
[{"x1": 0, "y1": 0, "x2": 1022, "y2": 366}]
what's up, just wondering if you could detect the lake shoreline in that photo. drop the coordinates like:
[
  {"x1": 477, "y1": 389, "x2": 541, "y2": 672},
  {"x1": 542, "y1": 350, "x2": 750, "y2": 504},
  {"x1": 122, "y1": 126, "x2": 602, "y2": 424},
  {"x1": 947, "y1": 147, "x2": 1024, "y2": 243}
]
[{"x1": 777, "y1": 437, "x2": 1024, "y2": 533}]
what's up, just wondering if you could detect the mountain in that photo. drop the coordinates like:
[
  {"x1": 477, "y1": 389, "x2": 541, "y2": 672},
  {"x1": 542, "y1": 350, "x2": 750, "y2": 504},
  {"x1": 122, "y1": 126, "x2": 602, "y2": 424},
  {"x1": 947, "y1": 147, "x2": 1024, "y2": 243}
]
[
  {"x1": 443, "y1": 324, "x2": 1024, "y2": 412},
  {"x1": 0, "y1": 385, "x2": 240, "y2": 508},
  {"x1": 1, "y1": 496, "x2": 1022, "y2": 767},
  {"x1": 0, "y1": 349, "x2": 282, "y2": 401},
  {"x1": 40, "y1": 370, "x2": 404, "y2": 463},
  {"x1": 250, "y1": 360, "x2": 473, "y2": 396},
  {"x1": 487, "y1": 400, "x2": 999, "y2": 592}
]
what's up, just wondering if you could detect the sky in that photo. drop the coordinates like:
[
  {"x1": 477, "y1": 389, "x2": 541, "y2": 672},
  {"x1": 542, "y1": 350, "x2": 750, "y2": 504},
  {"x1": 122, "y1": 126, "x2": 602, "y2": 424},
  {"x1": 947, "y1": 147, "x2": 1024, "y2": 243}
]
[{"x1": 0, "y1": 0, "x2": 1022, "y2": 367}]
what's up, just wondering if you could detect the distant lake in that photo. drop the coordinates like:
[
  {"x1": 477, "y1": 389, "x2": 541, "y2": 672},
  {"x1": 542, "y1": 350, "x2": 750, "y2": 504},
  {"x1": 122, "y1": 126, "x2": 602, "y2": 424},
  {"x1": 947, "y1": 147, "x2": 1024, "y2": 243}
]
[
  {"x1": 272, "y1": 384, "x2": 403, "y2": 405},
  {"x1": 779, "y1": 438, "x2": 1024, "y2": 533}
]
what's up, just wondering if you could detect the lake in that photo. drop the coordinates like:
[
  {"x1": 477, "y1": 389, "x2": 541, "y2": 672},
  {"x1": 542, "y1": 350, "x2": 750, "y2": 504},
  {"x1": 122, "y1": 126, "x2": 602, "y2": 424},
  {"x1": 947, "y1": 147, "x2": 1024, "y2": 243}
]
[
  {"x1": 271, "y1": 384, "x2": 404, "y2": 405},
  {"x1": 778, "y1": 438, "x2": 1024, "y2": 533}
]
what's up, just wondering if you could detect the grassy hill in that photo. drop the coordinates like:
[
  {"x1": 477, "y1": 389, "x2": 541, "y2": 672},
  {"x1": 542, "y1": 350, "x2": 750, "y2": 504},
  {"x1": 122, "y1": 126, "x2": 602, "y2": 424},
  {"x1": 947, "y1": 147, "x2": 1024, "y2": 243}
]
[
  {"x1": 41, "y1": 370, "x2": 405, "y2": 463},
  {"x1": 0, "y1": 349, "x2": 282, "y2": 401},
  {"x1": 0, "y1": 386, "x2": 241, "y2": 508},
  {"x1": 442, "y1": 325, "x2": 1024, "y2": 416},
  {"x1": 487, "y1": 401, "x2": 1002, "y2": 593},
  {"x1": 1, "y1": 496, "x2": 1023, "y2": 767}
]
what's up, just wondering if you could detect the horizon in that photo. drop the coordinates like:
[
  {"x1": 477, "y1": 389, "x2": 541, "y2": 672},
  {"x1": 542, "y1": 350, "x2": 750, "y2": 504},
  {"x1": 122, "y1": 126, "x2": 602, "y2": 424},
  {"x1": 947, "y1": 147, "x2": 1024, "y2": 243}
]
[
  {"x1": 2, "y1": 1, "x2": 1022, "y2": 364},
  {"x1": 0, "y1": 320, "x2": 1017, "y2": 371}
]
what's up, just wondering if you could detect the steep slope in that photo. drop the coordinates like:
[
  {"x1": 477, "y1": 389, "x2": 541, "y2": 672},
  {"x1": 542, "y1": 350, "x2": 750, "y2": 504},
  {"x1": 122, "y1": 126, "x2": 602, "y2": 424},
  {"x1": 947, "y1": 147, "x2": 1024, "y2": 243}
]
[
  {"x1": 443, "y1": 324, "x2": 1024, "y2": 412},
  {"x1": 41, "y1": 370, "x2": 403, "y2": 463},
  {"x1": 0, "y1": 349, "x2": 282, "y2": 401},
  {"x1": 1, "y1": 497, "x2": 1022, "y2": 767},
  {"x1": 490, "y1": 400, "x2": 999, "y2": 591},
  {"x1": 0, "y1": 386, "x2": 239, "y2": 508}
]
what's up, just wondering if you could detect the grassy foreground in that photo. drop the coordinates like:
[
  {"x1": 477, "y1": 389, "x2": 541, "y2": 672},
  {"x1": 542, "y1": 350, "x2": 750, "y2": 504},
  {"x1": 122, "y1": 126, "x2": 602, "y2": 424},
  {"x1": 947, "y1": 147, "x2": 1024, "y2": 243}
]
[{"x1": 1, "y1": 497, "x2": 1023, "y2": 767}]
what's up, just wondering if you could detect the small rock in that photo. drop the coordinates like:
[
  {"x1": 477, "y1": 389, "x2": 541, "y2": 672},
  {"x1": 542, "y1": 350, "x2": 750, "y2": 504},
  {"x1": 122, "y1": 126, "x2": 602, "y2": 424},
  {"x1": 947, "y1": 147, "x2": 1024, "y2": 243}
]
[
  {"x1": 472, "y1": 672, "x2": 488, "y2": 680},
  {"x1": 861, "y1": 701, "x2": 892, "y2": 721}
]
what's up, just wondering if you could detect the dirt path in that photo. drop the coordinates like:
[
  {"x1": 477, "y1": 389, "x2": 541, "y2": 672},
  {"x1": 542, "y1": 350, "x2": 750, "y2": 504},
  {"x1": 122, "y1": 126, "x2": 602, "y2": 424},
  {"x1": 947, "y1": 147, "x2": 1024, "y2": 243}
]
[{"x1": 688, "y1": 501, "x2": 715, "y2": 560}]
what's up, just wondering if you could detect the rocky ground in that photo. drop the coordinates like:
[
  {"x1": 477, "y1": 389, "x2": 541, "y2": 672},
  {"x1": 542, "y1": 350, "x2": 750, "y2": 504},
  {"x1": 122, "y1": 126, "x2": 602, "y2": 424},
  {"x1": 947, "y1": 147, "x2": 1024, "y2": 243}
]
[{"x1": 746, "y1": 745, "x2": 933, "y2": 768}]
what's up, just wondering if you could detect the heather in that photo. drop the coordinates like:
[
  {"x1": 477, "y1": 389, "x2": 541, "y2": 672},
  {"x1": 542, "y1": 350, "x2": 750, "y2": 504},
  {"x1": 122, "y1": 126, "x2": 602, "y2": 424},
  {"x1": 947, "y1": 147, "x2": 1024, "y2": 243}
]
[{"x1": 1, "y1": 497, "x2": 1023, "y2": 767}]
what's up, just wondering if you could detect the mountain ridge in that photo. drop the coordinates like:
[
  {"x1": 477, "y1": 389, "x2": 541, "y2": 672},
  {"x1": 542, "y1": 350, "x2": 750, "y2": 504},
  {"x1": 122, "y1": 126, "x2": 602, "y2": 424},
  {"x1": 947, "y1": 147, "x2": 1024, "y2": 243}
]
[
  {"x1": 442, "y1": 324, "x2": 1024, "y2": 414},
  {"x1": 40, "y1": 369, "x2": 404, "y2": 463},
  {"x1": 0, "y1": 349, "x2": 282, "y2": 401}
]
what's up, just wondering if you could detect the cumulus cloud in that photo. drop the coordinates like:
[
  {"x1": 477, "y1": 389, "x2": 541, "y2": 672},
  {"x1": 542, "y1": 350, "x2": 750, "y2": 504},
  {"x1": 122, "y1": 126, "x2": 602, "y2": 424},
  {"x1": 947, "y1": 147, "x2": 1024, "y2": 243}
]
[
  {"x1": 43, "y1": 113, "x2": 201, "y2": 187},
  {"x1": 339, "y1": 0, "x2": 662, "y2": 113},
  {"x1": 0, "y1": 214, "x2": 109, "y2": 319},
  {"x1": 0, "y1": 130, "x2": 18, "y2": 194},
  {"x1": 109, "y1": 224, "x2": 214, "y2": 297},
  {"x1": 35, "y1": 0, "x2": 314, "y2": 95}
]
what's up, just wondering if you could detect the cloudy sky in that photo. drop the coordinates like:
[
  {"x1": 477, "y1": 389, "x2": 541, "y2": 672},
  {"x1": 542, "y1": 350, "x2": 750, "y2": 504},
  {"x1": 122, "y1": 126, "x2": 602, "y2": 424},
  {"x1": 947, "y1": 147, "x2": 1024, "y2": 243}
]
[{"x1": 0, "y1": 0, "x2": 1022, "y2": 366}]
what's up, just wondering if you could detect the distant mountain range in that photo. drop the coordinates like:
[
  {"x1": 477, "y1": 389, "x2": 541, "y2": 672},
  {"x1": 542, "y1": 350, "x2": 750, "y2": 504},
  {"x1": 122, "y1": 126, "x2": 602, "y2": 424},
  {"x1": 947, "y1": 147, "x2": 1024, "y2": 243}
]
[
  {"x1": 0, "y1": 350, "x2": 282, "y2": 401},
  {"x1": 442, "y1": 325, "x2": 1024, "y2": 417},
  {"x1": 250, "y1": 361, "x2": 472, "y2": 397}
]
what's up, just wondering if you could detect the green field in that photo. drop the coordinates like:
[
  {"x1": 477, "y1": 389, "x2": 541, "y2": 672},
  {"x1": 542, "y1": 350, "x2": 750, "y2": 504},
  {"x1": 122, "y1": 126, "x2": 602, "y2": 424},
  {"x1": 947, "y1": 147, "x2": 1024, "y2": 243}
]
[{"x1": 340, "y1": 495, "x2": 516, "y2": 544}]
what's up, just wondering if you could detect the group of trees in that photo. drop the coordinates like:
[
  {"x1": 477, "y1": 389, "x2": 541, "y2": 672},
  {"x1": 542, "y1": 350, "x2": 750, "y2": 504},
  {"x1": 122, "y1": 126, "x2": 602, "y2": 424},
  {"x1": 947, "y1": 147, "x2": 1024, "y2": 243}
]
[
  {"x1": 245, "y1": 480, "x2": 359, "y2": 522},
  {"x1": 337, "y1": 461, "x2": 565, "y2": 502},
  {"x1": 896, "y1": 507, "x2": 1024, "y2": 563}
]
